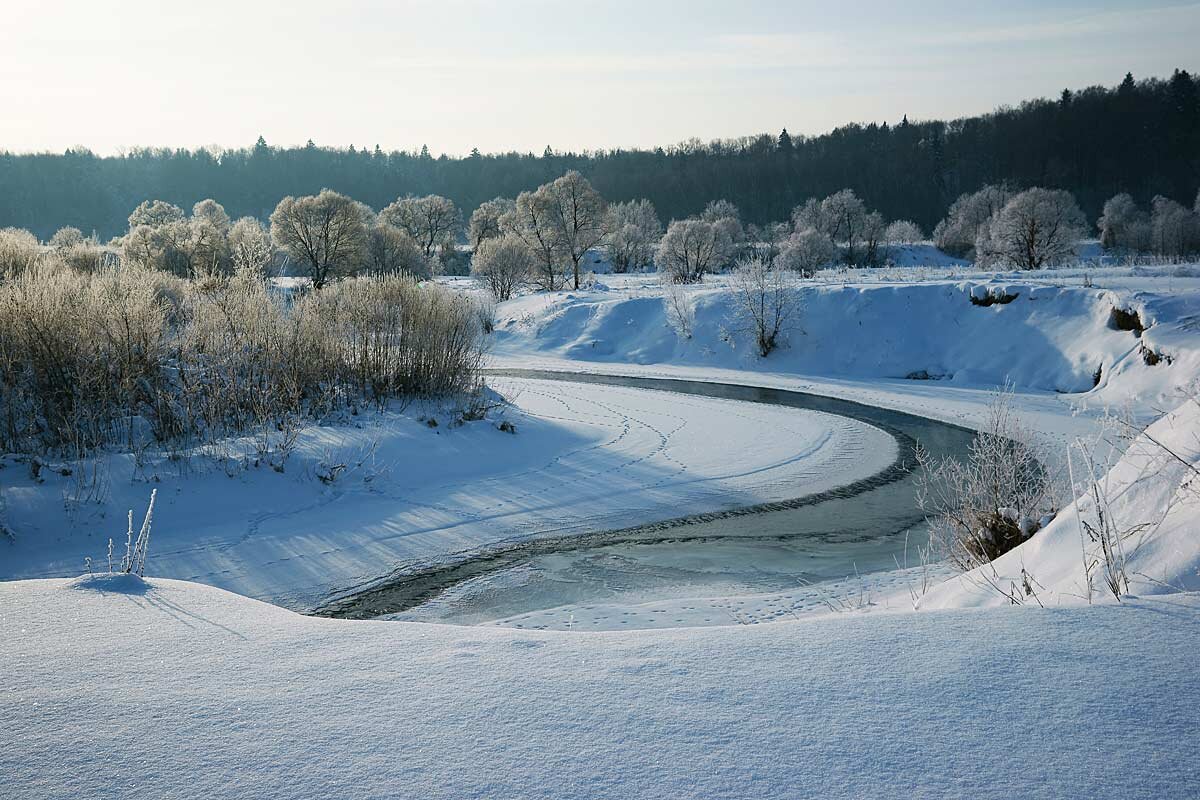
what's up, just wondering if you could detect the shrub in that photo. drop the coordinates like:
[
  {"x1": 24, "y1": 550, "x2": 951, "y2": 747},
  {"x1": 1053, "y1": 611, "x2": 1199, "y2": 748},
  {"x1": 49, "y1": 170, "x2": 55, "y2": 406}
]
[
  {"x1": 0, "y1": 268, "x2": 485, "y2": 456},
  {"x1": 916, "y1": 388, "x2": 1056, "y2": 570},
  {"x1": 0, "y1": 228, "x2": 43, "y2": 280}
]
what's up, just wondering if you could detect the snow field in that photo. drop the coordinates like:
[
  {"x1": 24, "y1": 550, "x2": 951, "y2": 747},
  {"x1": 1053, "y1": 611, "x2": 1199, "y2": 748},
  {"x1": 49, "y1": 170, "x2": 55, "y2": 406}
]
[{"x1": 2, "y1": 575, "x2": 1197, "y2": 800}]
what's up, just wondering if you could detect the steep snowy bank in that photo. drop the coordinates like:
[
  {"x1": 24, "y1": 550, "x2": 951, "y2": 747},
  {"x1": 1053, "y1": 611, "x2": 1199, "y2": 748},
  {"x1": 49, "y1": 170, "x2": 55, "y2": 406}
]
[
  {"x1": 3, "y1": 576, "x2": 1197, "y2": 800},
  {"x1": 492, "y1": 278, "x2": 1200, "y2": 411}
]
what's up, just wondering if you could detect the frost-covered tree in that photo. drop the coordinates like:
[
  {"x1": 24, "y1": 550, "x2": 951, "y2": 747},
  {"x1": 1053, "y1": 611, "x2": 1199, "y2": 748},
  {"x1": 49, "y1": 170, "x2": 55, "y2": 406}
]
[
  {"x1": 776, "y1": 229, "x2": 835, "y2": 276},
  {"x1": 501, "y1": 190, "x2": 568, "y2": 291},
  {"x1": 190, "y1": 199, "x2": 232, "y2": 272},
  {"x1": 380, "y1": 195, "x2": 462, "y2": 258},
  {"x1": 128, "y1": 200, "x2": 184, "y2": 230},
  {"x1": 1098, "y1": 194, "x2": 1151, "y2": 252},
  {"x1": 538, "y1": 171, "x2": 608, "y2": 290},
  {"x1": 655, "y1": 219, "x2": 733, "y2": 284},
  {"x1": 933, "y1": 184, "x2": 1014, "y2": 258},
  {"x1": 468, "y1": 198, "x2": 515, "y2": 250},
  {"x1": 819, "y1": 189, "x2": 867, "y2": 263},
  {"x1": 728, "y1": 255, "x2": 798, "y2": 357},
  {"x1": 885, "y1": 220, "x2": 924, "y2": 246},
  {"x1": 471, "y1": 234, "x2": 531, "y2": 300},
  {"x1": 228, "y1": 217, "x2": 274, "y2": 278},
  {"x1": 366, "y1": 222, "x2": 430, "y2": 278},
  {"x1": 49, "y1": 226, "x2": 85, "y2": 251},
  {"x1": 270, "y1": 189, "x2": 369, "y2": 289},
  {"x1": 791, "y1": 190, "x2": 873, "y2": 264},
  {"x1": 978, "y1": 188, "x2": 1087, "y2": 270},
  {"x1": 607, "y1": 199, "x2": 662, "y2": 273},
  {"x1": 700, "y1": 200, "x2": 745, "y2": 260},
  {"x1": 1150, "y1": 195, "x2": 1200, "y2": 257}
]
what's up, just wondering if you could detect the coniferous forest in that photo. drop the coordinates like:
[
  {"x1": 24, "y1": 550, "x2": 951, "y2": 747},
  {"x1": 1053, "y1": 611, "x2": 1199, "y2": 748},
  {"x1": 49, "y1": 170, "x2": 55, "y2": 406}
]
[{"x1": 2, "y1": 69, "x2": 1196, "y2": 241}]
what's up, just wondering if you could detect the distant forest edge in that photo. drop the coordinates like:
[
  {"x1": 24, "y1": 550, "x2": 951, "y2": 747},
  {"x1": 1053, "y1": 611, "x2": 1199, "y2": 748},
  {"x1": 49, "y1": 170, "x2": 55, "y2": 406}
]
[{"x1": 2, "y1": 69, "x2": 1198, "y2": 240}]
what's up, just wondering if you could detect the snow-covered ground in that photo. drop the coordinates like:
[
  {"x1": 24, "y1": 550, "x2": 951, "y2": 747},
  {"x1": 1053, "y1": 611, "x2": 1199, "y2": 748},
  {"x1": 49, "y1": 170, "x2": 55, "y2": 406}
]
[
  {"x1": 5, "y1": 263, "x2": 1200, "y2": 799},
  {"x1": 4, "y1": 574, "x2": 1198, "y2": 800}
]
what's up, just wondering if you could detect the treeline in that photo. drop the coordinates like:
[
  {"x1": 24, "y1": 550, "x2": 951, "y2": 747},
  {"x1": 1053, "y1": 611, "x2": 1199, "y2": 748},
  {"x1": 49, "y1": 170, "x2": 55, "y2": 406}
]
[{"x1": 2, "y1": 70, "x2": 1197, "y2": 240}]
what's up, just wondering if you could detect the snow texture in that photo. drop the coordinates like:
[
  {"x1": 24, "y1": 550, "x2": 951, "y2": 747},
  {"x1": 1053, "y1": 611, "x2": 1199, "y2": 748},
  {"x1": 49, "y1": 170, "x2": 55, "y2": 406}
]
[{"x1": 2, "y1": 576, "x2": 1198, "y2": 800}]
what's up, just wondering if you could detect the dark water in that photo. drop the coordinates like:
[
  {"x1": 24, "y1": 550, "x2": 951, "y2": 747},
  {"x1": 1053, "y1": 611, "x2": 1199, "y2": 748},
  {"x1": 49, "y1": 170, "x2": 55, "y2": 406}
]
[{"x1": 314, "y1": 371, "x2": 976, "y2": 623}]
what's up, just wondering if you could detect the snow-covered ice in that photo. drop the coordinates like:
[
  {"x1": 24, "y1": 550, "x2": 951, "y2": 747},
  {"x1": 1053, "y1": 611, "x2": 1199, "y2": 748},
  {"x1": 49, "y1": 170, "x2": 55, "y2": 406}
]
[{"x1": 0, "y1": 379, "x2": 895, "y2": 609}]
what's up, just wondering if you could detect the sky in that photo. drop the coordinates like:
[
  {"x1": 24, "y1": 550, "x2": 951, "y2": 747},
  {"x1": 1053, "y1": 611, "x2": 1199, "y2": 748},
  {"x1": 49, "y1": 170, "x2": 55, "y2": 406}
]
[{"x1": 1, "y1": 0, "x2": 1198, "y2": 156}]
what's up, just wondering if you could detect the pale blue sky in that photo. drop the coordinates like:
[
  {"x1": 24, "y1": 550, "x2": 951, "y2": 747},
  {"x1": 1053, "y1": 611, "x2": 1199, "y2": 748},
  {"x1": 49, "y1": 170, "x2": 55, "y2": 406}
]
[{"x1": 1, "y1": 0, "x2": 1197, "y2": 155}]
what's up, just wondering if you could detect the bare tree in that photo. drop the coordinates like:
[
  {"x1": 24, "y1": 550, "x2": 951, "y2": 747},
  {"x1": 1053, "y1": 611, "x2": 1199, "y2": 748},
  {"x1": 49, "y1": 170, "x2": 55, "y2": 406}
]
[
  {"x1": 366, "y1": 222, "x2": 430, "y2": 278},
  {"x1": 468, "y1": 198, "x2": 515, "y2": 250},
  {"x1": 655, "y1": 219, "x2": 733, "y2": 284},
  {"x1": 727, "y1": 255, "x2": 798, "y2": 357},
  {"x1": 538, "y1": 171, "x2": 608, "y2": 290},
  {"x1": 979, "y1": 188, "x2": 1087, "y2": 269},
  {"x1": 471, "y1": 234, "x2": 531, "y2": 300},
  {"x1": 380, "y1": 195, "x2": 462, "y2": 258},
  {"x1": 270, "y1": 189, "x2": 369, "y2": 289},
  {"x1": 607, "y1": 199, "x2": 662, "y2": 273},
  {"x1": 501, "y1": 190, "x2": 568, "y2": 291},
  {"x1": 820, "y1": 189, "x2": 867, "y2": 263}
]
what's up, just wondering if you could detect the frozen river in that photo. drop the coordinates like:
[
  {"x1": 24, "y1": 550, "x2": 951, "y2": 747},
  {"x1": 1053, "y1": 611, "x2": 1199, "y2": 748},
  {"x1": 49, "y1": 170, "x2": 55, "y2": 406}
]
[{"x1": 317, "y1": 372, "x2": 977, "y2": 628}]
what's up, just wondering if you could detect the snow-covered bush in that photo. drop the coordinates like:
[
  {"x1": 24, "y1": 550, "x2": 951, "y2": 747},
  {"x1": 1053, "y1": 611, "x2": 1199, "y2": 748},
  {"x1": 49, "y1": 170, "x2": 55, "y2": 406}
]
[
  {"x1": 656, "y1": 219, "x2": 733, "y2": 284},
  {"x1": 1149, "y1": 195, "x2": 1200, "y2": 257},
  {"x1": 775, "y1": 229, "x2": 835, "y2": 276},
  {"x1": 660, "y1": 275, "x2": 695, "y2": 339},
  {"x1": 885, "y1": 220, "x2": 924, "y2": 246},
  {"x1": 1098, "y1": 193, "x2": 1152, "y2": 253},
  {"x1": 0, "y1": 228, "x2": 43, "y2": 279},
  {"x1": 727, "y1": 255, "x2": 799, "y2": 357},
  {"x1": 471, "y1": 234, "x2": 532, "y2": 301},
  {"x1": 916, "y1": 389, "x2": 1056, "y2": 571},
  {"x1": 228, "y1": 217, "x2": 275, "y2": 278}
]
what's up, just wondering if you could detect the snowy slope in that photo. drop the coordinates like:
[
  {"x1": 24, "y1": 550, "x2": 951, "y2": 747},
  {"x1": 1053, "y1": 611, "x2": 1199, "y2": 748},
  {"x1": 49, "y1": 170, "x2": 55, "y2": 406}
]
[
  {"x1": 923, "y1": 398, "x2": 1200, "y2": 609},
  {"x1": 3, "y1": 575, "x2": 1198, "y2": 800},
  {"x1": 492, "y1": 278, "x2": 1200, "y2": 411}
]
